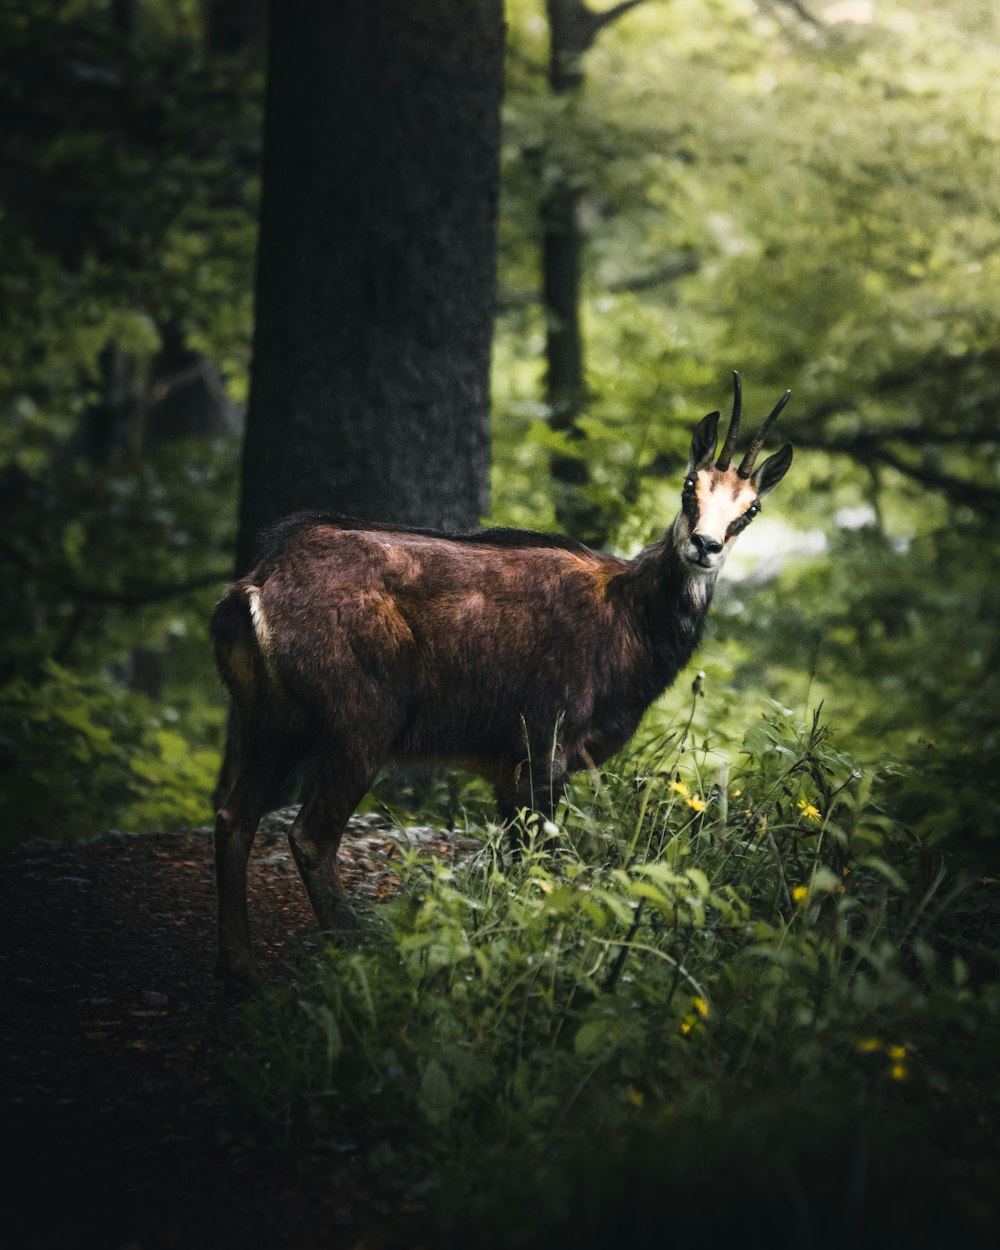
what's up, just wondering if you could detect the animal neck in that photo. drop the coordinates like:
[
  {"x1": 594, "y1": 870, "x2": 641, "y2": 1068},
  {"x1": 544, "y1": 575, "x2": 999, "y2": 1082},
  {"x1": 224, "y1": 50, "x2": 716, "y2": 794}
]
[{"x1": 624, "y1": 519, "x2": 719, "y2": 694}]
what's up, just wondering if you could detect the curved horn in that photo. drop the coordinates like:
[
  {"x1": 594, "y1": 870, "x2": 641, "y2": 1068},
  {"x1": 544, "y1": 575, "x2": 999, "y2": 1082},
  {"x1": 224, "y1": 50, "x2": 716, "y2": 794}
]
[
  {"x1": 716, "y1": 370, "x2": 742, "y2": 470},
  {"x1": 738, "y1": 389, "x2": 792, "y2": 478}
]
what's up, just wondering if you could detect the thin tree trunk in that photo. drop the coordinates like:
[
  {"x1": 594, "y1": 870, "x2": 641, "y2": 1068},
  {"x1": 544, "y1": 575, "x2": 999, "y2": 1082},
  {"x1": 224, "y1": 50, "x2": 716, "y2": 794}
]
[
  {"x1": 542, "y1": 173, "x2": 606, "y2": 543},
  {"x1": 77, "y1": 341, "x2": 140, "y2": 466},
  {"x1": 541, "y1": 0, "x2": 649, "y2": 547},
  {"x1": 543, "y1": 0, "x2": 602, "y2": 544}
]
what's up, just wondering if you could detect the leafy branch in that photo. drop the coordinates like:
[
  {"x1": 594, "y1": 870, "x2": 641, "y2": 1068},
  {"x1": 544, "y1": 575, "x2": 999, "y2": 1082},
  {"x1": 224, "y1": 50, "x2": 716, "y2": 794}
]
[
  {"x1": 0, "y1": 534, "x2": 228, "y2": 608},
  {"x1": 497, "y1": 249, "x2": 701, "y2": 311}
]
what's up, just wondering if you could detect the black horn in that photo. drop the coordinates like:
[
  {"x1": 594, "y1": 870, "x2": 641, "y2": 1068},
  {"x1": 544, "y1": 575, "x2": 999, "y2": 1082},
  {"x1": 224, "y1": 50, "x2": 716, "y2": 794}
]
[
  {"x1": 738, "y1": 389, "x2": 792, "y2": 478},
  {"x1": 716, "y1": 370, "x2": 742, "y2": 470}
]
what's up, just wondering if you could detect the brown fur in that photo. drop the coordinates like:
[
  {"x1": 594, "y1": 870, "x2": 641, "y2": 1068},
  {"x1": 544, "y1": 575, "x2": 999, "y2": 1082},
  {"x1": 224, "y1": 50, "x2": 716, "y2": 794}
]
[{"x1": 212, "y1": 391, "x2": 792, "y2": 992}]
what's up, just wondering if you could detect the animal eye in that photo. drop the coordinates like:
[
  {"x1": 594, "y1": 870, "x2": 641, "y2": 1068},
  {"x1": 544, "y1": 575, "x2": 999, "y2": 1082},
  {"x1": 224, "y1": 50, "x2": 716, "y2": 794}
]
[
  {"x1": 683, "y1": 477, "x2": 696, "y2": 493},
  {"x1": 747, "y1": 502, "x2": 760, "y2": 518}
]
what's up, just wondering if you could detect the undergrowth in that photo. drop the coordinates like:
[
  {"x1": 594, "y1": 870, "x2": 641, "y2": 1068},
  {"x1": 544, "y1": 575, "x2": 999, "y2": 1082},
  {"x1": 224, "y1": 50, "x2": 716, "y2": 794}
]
[{"x1": 224, "y1": 703, "x2": 1000, "y2": 1249}]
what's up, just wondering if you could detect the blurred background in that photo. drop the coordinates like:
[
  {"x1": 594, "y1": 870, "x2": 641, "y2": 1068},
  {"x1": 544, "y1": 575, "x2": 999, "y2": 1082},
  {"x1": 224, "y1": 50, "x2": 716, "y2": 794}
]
[{"x1": 1, "y1": 0, "x2": 997, "y2": 854}]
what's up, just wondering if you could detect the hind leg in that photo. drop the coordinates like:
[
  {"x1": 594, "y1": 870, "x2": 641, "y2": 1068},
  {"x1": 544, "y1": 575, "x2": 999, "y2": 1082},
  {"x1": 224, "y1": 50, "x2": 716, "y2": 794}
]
[
  {"x1": 287, "y1": 760, "x2": 373, "y2": 935},
  {"x1": 214, "y1": 753, "x2": 291, "y2": 995}
]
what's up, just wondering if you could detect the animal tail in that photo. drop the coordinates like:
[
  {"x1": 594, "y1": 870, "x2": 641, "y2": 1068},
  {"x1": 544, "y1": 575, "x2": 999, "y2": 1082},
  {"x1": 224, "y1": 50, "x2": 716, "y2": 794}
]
[{"x1": 211, "y1": 585, "x2": 268, "y2": 697}]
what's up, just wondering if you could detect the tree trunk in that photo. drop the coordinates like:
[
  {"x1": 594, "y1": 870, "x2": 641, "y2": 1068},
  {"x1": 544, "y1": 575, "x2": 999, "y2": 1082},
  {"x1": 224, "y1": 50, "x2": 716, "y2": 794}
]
[
  {"x1": 235, "y1": 0, "x2": 504, "y2": 575},
  {"x1": 542, "y1": 178, "x2": 585, "y2": 434},
  {"x1": 543, "y1": 0, "x2": 604, "y2": 545},
  {"x1": 541, "y1": 171, "x2": 604, "y2": 543},
  {"x1": 540, "y1": 0, "x2": 650, "y2": 547},
  {"x1": 63, "y1": 340, "x2": 140, "y2": 469},
  {"x1": 143, "y1": 321, "x2": 239, "y2": 445}
]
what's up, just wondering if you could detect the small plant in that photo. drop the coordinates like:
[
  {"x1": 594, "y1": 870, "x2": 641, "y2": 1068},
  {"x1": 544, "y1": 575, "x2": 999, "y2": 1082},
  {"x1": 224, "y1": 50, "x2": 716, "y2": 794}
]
[{"x1": 224, "y1": 703, "x2": 1000, "y2": 1246}]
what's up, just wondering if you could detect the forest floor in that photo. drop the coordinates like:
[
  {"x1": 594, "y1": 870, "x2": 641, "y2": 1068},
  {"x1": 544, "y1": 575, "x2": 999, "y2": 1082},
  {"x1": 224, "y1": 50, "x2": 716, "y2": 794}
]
[
  {"x1": 5, "y1": 818, "x2": 999, "y2": 1250},
  {"x1": 0, "y1": 815, "x2": 471, "y2": 1250}
]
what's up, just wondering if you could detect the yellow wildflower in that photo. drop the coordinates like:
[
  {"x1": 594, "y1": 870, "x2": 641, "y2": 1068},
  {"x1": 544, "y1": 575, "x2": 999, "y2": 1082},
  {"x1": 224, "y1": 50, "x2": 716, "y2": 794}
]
[
  {"x1": 887, "y1": 1044, "x2": 908, "y2": 1061},
  {"x1": 797, "y1": 798, "x2": 822, "y2": 822},
  {"x1": 692, "y1": 996, "x2": 710, "y2": 1019},
  {"x1": 680, "y1": 1020, "x2": 693, "y2": 1035},
  {"x1": 668, "y1": 779, "x2": 690, "y2": 797},
  {"x1": 686, "y1": 795, "x2": 707, "y2": 813},
  {"x1": 890, "y1": 1063, "x2": 908, "y2": 1081},
  {"x1": 627, "y1": 1088, "x2": 645, "y2": 1108},
  {"x1": 855, "y1": 1037, "x2": 882, "y2": 1053},
  {"x1": 792, "y1": 884, "x2": 809, "y2": 904},
  {"x1": 731, "y1": 788, "x2": 742, "y2": 798}
]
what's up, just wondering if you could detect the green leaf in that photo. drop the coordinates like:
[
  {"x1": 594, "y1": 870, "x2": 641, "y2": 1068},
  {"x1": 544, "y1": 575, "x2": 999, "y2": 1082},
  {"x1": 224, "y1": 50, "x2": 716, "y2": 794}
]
[
  {"x1": 810, "y1": 867, "x2": 842, "y2": 894},
  {"x1": 634, "y1": 862, "x2": 687, "y2": 887},
  {"x1": 574, "y1": 1018, "x2": 616, "y2": 1059},
  {"x1": 856, "y1": 856, "x2": 907, "y2": 890}
]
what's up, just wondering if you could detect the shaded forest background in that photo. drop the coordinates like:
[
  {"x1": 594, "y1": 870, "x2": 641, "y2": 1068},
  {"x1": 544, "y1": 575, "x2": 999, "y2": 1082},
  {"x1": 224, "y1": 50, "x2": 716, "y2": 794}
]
[{"x1": 1, "y1": 0, "x2": 998, "y2": 859}]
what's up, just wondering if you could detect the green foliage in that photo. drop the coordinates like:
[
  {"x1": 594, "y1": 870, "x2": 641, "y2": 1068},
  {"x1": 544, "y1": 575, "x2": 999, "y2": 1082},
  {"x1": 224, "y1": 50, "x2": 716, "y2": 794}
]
[
  {"x1": 490, "y1": 1, "x2": 1000, "y2": 840},
  {"x1": 2, "y1": 439, "x2": 238, "y2": 677},
  {"x1": 0, "y1": 660, "x2": 220, "y2": 846},
  {"x1": 713, "y1": 518, "x2": 1000, "y2": 849},
  {"x1": 224, "y1": 706, "x2": 999, "y2": 1242},
  {"x1": 3, "y1": 0, "x2": 998, "y2": 853},
  {"x1": 0, "y1": 437, "x2": 236, "y2": 839},
  {"x1": 0, "y1": 1, "x2": 261, "y2": 462},
  {"x1": 0, "y1": 2, "x2": 251, "y2": 839},
  {"x1": 1, "y1": 4, "x2": 994, "y2": 1238},
  {"x1": 496, "y1": 0, "x2": 1000, "y2": 554}
]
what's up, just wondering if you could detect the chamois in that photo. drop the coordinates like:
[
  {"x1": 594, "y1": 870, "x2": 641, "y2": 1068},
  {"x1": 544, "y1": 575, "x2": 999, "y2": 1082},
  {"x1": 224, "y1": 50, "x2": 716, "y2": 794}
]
[{"x1": 212, "y1": 373, "x2": 793, "y2": 992}]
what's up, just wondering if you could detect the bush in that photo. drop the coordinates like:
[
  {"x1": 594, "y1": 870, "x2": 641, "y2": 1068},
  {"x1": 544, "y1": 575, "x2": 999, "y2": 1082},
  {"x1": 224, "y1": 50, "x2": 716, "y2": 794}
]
[
  {"x1": 224, "y1": 705, "x2": 1000, "y2": 1246},
  {"x1": 0, "y1": 661, "x2": 220, "y2": 845}
]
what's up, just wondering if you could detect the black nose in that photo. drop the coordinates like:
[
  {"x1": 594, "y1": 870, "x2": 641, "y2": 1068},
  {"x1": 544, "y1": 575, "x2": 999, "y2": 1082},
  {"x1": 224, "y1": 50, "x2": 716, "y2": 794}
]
[{"x1": 691, "y1": 532, "x2": 723, "y2": 557}]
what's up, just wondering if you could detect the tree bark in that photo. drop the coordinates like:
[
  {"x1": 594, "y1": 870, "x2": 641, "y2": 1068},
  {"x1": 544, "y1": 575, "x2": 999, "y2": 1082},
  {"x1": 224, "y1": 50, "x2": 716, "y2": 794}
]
[
  {"x1": 540, "y1": 2, "x2": 594, "y2": 542},
  {"x1": 236, "y1": 0, "x2": 504, "y2": 574},
  {"x1": 541, "y1": 172, "x2": 606, "y2": 542}
]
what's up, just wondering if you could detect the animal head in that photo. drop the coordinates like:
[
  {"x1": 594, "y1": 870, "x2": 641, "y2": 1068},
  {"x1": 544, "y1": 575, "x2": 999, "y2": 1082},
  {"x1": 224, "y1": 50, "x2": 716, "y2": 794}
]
[{"x1": 674, "y1": 372, "x2": 793, "y2": 575}]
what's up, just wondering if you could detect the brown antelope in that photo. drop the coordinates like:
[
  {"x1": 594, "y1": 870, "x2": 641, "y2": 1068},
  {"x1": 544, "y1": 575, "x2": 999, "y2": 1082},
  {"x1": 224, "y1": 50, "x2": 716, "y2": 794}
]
[{"x1": 212, "y1": 373, "x2": 792, "y2": 992}]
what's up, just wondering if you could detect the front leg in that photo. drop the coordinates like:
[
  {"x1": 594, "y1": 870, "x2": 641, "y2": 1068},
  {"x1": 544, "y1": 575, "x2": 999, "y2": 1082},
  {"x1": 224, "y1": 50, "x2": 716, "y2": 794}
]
[{"x1": 495, "y1": 753, "x2": 569, "y2": 858}]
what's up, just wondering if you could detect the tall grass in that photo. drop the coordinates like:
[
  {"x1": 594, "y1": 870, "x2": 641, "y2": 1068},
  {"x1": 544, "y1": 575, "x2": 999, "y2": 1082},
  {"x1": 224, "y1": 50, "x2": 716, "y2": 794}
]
[{"x1": 224, "y1": 703, "x2": 1000, "y2": 1247}]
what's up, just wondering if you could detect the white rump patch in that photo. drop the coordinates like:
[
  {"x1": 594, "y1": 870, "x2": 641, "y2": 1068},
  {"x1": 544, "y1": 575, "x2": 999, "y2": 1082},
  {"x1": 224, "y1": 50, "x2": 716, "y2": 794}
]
[{"x1": 245, "y1": 585, "x2": 272, "y2": 654}]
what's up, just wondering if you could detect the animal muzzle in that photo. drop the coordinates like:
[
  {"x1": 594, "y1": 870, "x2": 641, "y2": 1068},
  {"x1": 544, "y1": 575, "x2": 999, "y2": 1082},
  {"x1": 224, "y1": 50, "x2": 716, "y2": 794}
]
[{"x1": 686, "y1": 532, "x2": 723, "y2": 569}]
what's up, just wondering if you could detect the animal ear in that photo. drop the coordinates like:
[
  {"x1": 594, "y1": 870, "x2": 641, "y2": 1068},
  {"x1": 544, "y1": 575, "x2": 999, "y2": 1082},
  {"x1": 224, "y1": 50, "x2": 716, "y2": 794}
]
[
  {"x1": 751, "y1": 443, "x2": 793, "y2": 497},
  {"x1": 688, "y1": 411, "x2": 720, "y2": 470}
]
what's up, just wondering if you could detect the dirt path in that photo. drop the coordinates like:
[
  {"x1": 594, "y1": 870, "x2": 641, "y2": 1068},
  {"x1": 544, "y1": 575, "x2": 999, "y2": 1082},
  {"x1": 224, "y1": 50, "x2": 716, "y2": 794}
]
[{"x1": 0, "y1": 817, "x2": 463, "y2": 1250}]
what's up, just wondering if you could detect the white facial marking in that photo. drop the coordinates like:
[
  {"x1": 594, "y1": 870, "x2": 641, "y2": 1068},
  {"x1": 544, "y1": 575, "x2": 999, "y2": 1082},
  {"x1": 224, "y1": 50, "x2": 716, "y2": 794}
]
[
  {"x1": 694, "y1": 473, "x2": 757, "y2": 545},
  {"x1": 679, "y1": 470, "x2": 759, "y2": 574}
]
